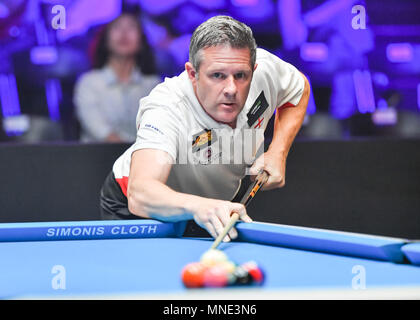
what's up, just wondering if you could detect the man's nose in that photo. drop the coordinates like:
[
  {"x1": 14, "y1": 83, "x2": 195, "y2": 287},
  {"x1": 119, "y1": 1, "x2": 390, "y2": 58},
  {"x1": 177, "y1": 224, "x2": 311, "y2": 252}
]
[{"x1": 223, "y1": 76, "x2": 237, "y2": 97}]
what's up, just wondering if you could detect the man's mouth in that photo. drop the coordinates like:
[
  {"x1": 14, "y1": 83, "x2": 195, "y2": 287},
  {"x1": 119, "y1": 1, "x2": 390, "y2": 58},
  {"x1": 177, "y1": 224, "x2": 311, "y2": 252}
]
[{"x1": 220, "y1": 102, "x2": 236, "y2": 107}]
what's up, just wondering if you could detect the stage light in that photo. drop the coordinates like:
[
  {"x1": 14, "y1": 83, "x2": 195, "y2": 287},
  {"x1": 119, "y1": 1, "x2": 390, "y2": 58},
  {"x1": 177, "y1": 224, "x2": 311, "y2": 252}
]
[
  {"x1": 2, "y1": 115, "x2": 30, "y2": 136},
  {"x1": 30, "y1": 46, "x2": 58, "y2": 65},
  {"x1": 386, "y1": 43, "x2": 414, "y2": 63},
  {"x1": 300, "y1": 42, "x2": 328, "y2": 62}
]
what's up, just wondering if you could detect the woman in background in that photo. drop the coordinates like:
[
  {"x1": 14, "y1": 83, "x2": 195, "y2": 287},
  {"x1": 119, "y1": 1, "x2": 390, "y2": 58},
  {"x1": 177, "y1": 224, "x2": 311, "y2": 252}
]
[{"x1": 74, "y1": 13, "x2": 161, "y2": 143}]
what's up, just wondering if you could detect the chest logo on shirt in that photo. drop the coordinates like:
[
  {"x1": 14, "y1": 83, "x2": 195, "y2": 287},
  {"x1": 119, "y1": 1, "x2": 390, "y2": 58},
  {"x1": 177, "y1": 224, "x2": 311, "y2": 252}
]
[
  {"x1": 254, "y1": 117, "x2": 264, "y2": 129},
  {"x1": 192, "y1": 129, "x2": 216, "y2": 153},
  {"x1": 247, "y1": 91, "x2": 269, "y2": 128}
]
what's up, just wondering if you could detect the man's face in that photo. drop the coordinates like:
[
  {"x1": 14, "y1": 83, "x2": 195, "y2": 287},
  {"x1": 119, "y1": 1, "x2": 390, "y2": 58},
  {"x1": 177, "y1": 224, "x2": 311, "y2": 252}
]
[{"x1": 186, "y1": 45, "x2": 256, "y2": 128}]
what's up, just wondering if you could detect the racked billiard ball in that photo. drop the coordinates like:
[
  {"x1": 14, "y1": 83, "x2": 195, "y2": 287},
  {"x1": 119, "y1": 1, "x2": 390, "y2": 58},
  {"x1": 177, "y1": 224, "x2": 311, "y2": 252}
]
[
  {"x1": 181, "y1": 262, "x2": 208, "y2": 288},
  {"x1": 241, "y1": 261, "x2": 265, "y2": 285},
  {"x1": 203, "y1": 265, "x2": 229, "y2": 288},
  {"x1": 218, "y1": 260, "x2": 236, "y2": 274},
  {"x1": 232, "y1": 266, "x2": 253, "y2": 285},
  {"x1": 200, "y1": 249, "x2": 228, "y2": 267}
]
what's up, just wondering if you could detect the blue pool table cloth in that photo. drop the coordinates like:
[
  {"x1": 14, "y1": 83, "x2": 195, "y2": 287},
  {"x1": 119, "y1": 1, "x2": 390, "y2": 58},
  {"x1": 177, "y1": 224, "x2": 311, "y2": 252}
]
[{"x1": 0, "y1": 220, "x2": 419, "y2": 299}]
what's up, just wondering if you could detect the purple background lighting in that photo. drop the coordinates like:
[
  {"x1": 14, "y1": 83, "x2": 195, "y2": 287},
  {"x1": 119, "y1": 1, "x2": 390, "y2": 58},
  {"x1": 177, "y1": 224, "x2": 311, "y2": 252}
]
[
  {"x1": 56, "y1": 0, "x2": 122, "y2": 42},
  {"x1": 353, "y1": 69, "x2": 375, "y2": 114},
  {"x1": 0, "y1": 74, "x2": 21, "y2": 117},
  {"x1": 45, "y1": 78, "x2": 61, "y2": 121},
  {"x1": 417, "y1": 84, "x2": 420, "y2": 111},
  {"x1": 0, "y1": 0, "x2": 420, "y2": 142}
]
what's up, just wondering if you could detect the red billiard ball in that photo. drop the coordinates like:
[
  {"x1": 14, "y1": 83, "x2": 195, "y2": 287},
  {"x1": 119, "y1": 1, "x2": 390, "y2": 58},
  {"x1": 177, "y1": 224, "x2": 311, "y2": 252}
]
[
  {"x1": 241, "y1": 261, "x2": 265, "y2": 284},
  {"x1": 203, "y1": 265, "x2": 229, "y2": 288},
  {"x1": 181, "y1": 262, "x2": 208, "y2": 288}
]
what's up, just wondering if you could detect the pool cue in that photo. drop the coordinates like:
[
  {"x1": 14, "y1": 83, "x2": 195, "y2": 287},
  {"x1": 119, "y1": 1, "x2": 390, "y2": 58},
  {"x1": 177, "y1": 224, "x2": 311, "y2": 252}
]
[{"x1": 210, "y1": 170, "x2": 269, "y2": 250}]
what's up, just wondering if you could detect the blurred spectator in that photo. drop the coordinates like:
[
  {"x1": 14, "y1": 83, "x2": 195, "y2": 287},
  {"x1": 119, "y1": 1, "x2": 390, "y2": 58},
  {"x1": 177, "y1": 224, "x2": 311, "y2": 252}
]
[{"x1": 74, "y1": 13, "x2": 161, "y2": 143}]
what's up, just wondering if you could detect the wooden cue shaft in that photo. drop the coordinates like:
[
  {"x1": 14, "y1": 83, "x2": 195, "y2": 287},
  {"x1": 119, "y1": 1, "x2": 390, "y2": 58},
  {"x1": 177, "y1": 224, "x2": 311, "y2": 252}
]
[{"x1": 210, "y1": 170, "x2": 269, "y2": 250}]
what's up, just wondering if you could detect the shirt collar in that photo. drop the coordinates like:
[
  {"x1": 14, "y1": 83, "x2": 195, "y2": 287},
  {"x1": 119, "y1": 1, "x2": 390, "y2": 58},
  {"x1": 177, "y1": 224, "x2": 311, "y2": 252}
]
[{"x1": 102, "y1": 66, "x2": 143, "y2": 85}]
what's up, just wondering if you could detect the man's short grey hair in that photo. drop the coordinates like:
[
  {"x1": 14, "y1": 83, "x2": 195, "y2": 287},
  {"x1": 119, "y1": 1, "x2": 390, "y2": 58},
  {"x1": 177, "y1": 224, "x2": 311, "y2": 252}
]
[{"x1": 189, "y1": 15, "x2": 257, "y2": 71}]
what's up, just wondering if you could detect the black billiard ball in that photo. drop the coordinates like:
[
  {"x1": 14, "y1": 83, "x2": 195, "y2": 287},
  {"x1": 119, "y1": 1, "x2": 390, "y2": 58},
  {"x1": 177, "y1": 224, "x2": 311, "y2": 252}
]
[{"x1": 232, "y1": 266, "x2": 253, "y2": 285}]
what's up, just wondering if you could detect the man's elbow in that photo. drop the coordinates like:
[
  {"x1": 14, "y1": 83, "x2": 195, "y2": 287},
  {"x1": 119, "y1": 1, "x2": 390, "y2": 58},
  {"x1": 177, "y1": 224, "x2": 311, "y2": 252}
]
[
  {"x1": 297, "y1": 74, "x2": 310, "y2": 114},
  {"x1": 127, "y1": 193, "x2": 137, "y2": 215},
  {"x1": 127, "y1": 185, "x2": 148, "y2": 217},
  {"x1": 301, "y1": 74, "x2": 311, "y2": 104}
]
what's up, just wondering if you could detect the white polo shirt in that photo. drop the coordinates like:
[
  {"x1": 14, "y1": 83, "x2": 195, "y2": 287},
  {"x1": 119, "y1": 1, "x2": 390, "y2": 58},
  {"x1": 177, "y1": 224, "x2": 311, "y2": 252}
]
[{"x1": 112, "y1": 48, "x2": 304, "y2": 201}]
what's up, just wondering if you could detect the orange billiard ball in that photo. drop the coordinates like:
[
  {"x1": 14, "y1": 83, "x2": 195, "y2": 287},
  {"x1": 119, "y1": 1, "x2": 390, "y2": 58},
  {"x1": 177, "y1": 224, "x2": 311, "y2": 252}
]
[{"x1": 181, "y1": 262, "x2": 208, "y2": 288}]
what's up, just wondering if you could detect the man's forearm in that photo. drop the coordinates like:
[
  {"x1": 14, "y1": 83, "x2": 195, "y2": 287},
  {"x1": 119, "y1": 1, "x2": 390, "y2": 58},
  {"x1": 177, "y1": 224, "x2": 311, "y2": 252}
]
[
  {"x1": 268, "y1": 75, "x2": 310, "y2": 156},
  {"x1": 127, "y1": 178, "x2": 249, "y2": 237},
  {"x1": 127, "y1": 179, "x2": 200, "y2": 222}
]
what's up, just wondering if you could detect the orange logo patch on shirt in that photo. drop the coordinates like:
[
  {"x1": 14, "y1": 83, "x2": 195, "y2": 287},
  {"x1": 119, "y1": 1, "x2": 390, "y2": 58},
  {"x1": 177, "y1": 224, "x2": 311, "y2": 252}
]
[{"x1": 192, "y1": 129, "x2": 214, "y2": 153}]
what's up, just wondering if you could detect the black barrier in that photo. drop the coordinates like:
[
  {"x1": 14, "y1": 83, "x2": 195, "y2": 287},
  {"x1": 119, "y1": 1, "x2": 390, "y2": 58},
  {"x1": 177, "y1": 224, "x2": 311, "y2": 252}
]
[
  {"x1": 0, "y1": 139, "x2": 419, "y2": 239},
  {"x1": 0, "y1": 142, "x2": 129, "y2": 223}
]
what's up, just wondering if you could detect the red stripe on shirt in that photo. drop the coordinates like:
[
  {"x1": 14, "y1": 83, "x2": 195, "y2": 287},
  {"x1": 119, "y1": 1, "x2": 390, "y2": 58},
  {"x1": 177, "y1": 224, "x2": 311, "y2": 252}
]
[
  {"x1": 277, "y1": 102, "x2": 296, "y2": 111},
  {"x1": 115, "y1": 176, "x2": 129, "y2": 197}
]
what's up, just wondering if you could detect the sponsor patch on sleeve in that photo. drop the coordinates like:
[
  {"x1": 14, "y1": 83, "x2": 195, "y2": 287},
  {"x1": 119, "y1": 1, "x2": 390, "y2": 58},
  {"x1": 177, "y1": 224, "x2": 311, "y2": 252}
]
[{"x1": 143, "y1": 123, "x2": 164, "y2": 135}]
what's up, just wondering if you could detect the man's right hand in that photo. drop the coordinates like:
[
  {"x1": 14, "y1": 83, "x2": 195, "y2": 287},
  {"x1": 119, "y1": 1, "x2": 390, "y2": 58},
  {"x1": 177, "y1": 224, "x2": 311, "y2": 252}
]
[{"x1": 187, "y1": 199, "x2": 252, "y2": 242}]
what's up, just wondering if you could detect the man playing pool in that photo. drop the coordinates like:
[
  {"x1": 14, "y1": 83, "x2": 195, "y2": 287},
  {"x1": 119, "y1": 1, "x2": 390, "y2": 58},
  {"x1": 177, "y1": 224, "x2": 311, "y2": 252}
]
[{"x1": 100, "y1": 15, "x2": 310, "y2": 242}]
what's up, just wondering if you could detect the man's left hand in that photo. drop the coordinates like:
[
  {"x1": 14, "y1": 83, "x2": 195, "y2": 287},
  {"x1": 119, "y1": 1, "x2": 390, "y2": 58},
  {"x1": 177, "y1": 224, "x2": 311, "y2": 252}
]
[{"x1": 248, "y1": 150, "x2": 286, "y2": 190}]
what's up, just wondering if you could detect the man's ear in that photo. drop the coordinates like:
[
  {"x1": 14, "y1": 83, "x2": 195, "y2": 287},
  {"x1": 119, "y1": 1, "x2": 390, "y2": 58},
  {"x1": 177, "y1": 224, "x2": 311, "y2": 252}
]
[
  {"x1": 253, "y1": 63, "x2": 258, "y2": 72},
  {"x1": 185, "y1": 62, "x2": 197, "y2": 83}
]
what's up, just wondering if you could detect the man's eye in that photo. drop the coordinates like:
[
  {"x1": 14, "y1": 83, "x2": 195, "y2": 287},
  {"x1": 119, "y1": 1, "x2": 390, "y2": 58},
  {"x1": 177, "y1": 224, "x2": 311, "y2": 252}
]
[
  {"x1": 212, "y1": 73, "x2": 224, "y2": 79},
  {"x1": 235, "y1": 73, "x2": 244, "y2": 79}
]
